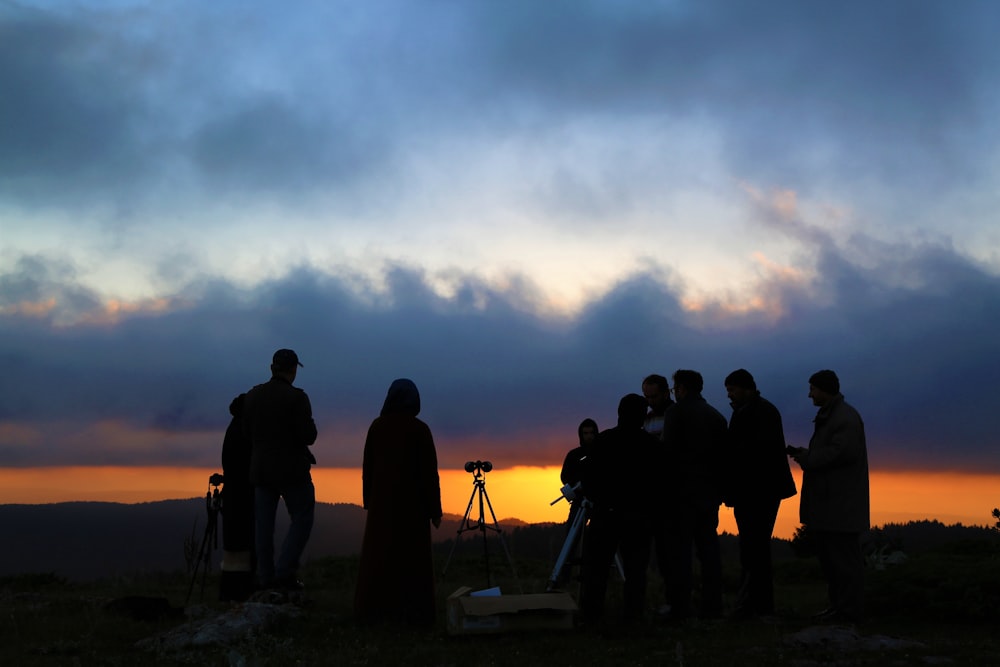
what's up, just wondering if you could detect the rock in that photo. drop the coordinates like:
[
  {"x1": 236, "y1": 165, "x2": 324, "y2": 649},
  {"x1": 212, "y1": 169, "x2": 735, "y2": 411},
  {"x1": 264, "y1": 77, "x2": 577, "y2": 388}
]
[{"x1": 136, "y1": 601, "x2": 302, "y2": 652}]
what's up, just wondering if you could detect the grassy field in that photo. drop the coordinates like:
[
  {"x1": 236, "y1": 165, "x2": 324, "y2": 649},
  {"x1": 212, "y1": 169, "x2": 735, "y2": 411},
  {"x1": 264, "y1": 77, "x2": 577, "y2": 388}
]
[{"x1": 2, "y1": 537, "x2": 999, "y2": 666}]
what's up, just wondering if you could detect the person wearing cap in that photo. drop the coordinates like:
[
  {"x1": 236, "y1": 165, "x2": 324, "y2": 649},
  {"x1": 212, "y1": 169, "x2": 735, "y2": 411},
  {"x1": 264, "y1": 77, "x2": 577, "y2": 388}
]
[
  {"x1": 787, "y1": 370, "x2": 870, "y2": 624},
  {"x1": 723, "y1": 369, "x2": 797, "y2": 620},
  {"x1": 243, "y1": 348, "x2": 318, "y2": 590}
]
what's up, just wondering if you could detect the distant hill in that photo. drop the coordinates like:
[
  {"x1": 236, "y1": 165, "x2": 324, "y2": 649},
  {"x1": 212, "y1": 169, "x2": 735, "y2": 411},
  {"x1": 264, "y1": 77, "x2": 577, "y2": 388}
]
[
  {"x1": 0, "y1": 499, "x2": 530, "y2": 581},
  {"x1": 2, "y1": 500, "x2": 990, "y2": 582}
]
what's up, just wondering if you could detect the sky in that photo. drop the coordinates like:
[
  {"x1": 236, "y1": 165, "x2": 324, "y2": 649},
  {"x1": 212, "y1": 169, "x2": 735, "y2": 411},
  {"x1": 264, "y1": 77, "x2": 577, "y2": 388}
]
[{"x1": 2, "y1": 1, "x2": 999, "y2": 526}]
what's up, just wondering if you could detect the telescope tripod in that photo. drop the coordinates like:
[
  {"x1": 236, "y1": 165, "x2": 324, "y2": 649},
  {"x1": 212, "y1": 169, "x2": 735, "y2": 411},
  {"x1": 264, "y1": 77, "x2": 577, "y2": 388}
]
[
  {"x1": 546, "y1": 485, "x2": 625, "y2": 593},
  {"x1": 442, "y1": 469, "x2": 521, "y2": 592}
]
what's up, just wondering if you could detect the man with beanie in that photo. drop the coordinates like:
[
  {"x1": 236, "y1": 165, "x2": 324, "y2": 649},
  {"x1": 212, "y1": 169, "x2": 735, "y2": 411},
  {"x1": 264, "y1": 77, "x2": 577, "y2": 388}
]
[
  {"x1": 243, "y1": 348, "x2": 318, "y2": 590},
  {"x1": 788, "y1": 370, "x2": 870, "y2": 624},
  {"x1": 723, "y1": 369, "x2": 797, "y2": 619}
]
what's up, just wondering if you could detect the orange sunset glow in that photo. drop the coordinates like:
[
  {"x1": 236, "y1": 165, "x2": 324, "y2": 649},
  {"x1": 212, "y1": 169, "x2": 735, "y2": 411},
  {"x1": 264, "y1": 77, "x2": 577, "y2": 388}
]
[{"x1": 0, "y1": 466, "x2": 995, "y2": 540}]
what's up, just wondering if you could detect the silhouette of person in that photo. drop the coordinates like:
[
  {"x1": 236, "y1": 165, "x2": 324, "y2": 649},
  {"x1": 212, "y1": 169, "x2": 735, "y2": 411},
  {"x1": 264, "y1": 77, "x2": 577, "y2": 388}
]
[
  {"x1": 788, "y1": 370, "x2": 870, "y2": 624},
  {"x1": 220, "y1": 392, "x2": 255, "y2": 601},
  {"x1": 641, "y1": 374, "x2": 674, "y2": 438},
  {"x1": 243, "y1": 348, "x2": 318, "y2": 590},
  {"x1": 641, "y1": 373, "x2": 676, "y2": 615},
  {"x1": 354, "y1": 378, "x2": 443, "y2": 627},
  {"x1": 560, "y1": 417, "x2": 599, "y2": 525},
  {"x1": 580, "y1": 394, "x2": 658, "y2": 624},
  {"x1": 552, "y1": 418, "x2": 599, "y2": 588},
  {"x1": 662, "y1": 369, "x2": 728, "y2": 621},
  {"x1": 723, "y1": 369, "x2": 797, "y2": 619}
]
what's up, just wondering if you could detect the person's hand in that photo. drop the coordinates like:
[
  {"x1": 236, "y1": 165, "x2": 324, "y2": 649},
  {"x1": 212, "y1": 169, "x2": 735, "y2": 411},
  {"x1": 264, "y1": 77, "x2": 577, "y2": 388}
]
[
  {"x1": 432, "y1": 516, "x2": 441, "y2": 529},
  {"x1": 786, "y1": 445, "x2": 806, "y2": 458}
]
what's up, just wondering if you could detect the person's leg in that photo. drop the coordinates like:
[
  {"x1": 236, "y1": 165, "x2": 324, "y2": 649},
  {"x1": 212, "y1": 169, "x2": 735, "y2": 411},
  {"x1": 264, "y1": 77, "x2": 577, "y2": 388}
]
[
  {"x1": 812, "y1": 530, "x2": 839, "y2": 613},
  {"x1": 827, "y1": 531, "x2": 865, "y2": 621},
  {"x1": 254, "y1": 485, "x2": 281, "y2": 587},
  {"x1": 693, "y1": 499, "x2": 723, "y2": 618},
  {"x1": 619, "y1": 514, "x2": 652, "y2": 622},
  {"x1": 580, "y1": 512, "x2": 617, "y2": 623},
  {"x1": 666, "y1": 504, "x2": 694, "y2": 619},
  {"x1": 275, "y1": 478, "x2": 316, "y2": 583},
  {"x1": 734, "y1": 499, "x2": 780, "y2": 615},
  {"x1": 651, "y1": 513, "x2": 673, "y2": 612}
]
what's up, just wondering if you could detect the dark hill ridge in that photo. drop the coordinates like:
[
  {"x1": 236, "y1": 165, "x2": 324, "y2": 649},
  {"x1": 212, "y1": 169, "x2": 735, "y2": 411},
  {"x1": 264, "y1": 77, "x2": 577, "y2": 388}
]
[
  {"x1": 2, "y1": 500, "x2": 988, "y2": 582},
  {"x1": 0, "y1": 499, "x2": 528, "y2": 581}
]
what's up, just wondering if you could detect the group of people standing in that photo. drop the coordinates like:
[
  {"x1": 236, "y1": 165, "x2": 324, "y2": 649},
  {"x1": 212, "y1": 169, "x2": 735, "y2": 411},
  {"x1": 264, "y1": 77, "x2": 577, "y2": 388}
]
[
  {"x1": 564, "y1": 368, "x2": 870, "y2": 626},
  {"x1": 221, "y1": 349, "x2": 869, "y2": 630},
  {"x1": 220, "y1": 349, "x2": 443, "y2": 628}
]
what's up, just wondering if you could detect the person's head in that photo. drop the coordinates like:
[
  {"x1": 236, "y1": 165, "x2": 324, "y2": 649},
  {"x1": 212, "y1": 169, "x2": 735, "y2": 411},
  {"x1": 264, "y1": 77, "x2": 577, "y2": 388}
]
[
  {"x1": 578, "y1": 418, "x2": 599, "y2": 446},
  {"x1": 381, "y1": 378, "x2": 421, "y2": 417},
  {"x1": 229, "y1": 393, "x2": 246, "y2": 417},
  {"x1": 641, "y1": 374, "x2": 670, "y2": 413},
  {"x1": 671, "y1": 369, "x2": 703, "y2": 400},
  {"x1": 270, "y1": 348, "x2": 303, "y2": 382},
  {"x1": 617, "y1": 393, "x2": 648, "y2": 429},
  {"x1": 808, "y1": 369, "x2": 840, "y2": 407},
  {"x1": 724, "y1": 368, "x2": 757, "y2": 405}
]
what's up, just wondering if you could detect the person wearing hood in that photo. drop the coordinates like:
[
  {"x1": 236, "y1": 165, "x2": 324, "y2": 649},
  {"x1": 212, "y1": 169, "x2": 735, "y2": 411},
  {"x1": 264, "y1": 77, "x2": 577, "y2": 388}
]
[
  {"x1": 723, "y1": 369, "x2": 797, "y2": 620},
  {"x1": 788, "y1": 370, "x2": 870, "y2": 624},
  {"x1": 560, "y1": 418, "x2": 599, "y2": 520},
  {"x1": 354, "y1": 378, "x2": 443, "y2": 627}
]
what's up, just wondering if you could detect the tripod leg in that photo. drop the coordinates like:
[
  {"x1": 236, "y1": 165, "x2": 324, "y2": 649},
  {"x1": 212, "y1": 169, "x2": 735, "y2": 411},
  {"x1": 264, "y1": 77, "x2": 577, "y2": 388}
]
[
  {"x1": 547, "y1": 503, "x2": 587, "y2": 591},
  {"x1": 478, "y1": 485, "x2": 492, "y2": 588},
  {"x1": 441, "y1": 483, "x2": 479, "y2": 577},
  {"x1": 200, "y1": 513, "x2": 218, "y2": 599},
  {"x1": 480, "y1": 485, "x2": 522, "y2": 593},
  {"x1": 186, "y1": 519, "x2": 215, "y2": 605}
]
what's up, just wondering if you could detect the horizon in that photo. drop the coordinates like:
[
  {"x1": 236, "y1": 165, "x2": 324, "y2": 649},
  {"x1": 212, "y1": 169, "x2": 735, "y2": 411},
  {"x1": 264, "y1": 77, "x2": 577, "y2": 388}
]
[{"x1": 2, "y1": 465, "x2": 995, "y2": 541}]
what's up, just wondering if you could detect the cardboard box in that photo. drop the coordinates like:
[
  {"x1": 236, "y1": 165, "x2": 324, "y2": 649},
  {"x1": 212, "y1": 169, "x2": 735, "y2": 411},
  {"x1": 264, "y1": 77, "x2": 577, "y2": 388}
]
[{"x1": 446, "y1": 586, "x2": 578, "y2": 635}]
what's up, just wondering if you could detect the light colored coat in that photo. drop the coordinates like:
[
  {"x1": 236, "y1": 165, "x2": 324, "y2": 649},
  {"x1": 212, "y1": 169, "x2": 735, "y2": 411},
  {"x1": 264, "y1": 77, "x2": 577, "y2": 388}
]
[{"x1": 798, "y1": 394, "x2": 870, "y2": 532}]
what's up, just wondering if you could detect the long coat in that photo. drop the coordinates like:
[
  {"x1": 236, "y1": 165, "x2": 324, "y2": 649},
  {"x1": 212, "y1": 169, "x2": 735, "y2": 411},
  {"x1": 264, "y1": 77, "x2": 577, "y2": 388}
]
[
  {"x1": 798, "y1": 393, "x2": 870, "y2": 532},
  {"x1": 354, "y1": 379, "x2": 443, "y2": 626}
]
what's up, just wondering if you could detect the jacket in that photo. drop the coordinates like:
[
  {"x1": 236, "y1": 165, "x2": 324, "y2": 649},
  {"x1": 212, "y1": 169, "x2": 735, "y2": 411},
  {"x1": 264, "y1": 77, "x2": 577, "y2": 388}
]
[
  {"x1": 724, "y1": 393, "x2": 797, "y2": 505},
  {"x1": 243, "y1": 375, "x2": 318, "y2": 487}
]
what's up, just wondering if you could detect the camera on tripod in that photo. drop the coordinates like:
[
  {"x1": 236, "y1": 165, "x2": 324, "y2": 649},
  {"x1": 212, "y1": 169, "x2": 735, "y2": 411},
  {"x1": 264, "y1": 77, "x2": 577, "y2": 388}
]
[
  {"x1": 209, "y1": 473, "x2": 225, "y2": 486},
  {"x1": 464, "y1": 460, "x2": 493, "y2": 474}
]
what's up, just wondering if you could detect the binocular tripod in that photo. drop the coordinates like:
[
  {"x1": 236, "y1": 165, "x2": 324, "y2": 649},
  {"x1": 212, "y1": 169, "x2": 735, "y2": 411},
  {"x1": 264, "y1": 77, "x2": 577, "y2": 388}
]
[{"x1": 442, "y1": 462, "x2": 521, "y2": 592}]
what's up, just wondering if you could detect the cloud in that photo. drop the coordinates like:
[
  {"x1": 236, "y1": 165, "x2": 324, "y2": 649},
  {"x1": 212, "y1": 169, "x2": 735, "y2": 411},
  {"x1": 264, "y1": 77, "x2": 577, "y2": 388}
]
[{"x1": 1, "y1": 222, "x2": 998, "y2": 473}]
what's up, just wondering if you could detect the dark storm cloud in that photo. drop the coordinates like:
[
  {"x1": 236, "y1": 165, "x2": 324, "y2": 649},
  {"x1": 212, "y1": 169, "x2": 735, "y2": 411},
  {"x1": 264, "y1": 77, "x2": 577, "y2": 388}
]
[
  {"x1": 463, "y1": 0, "x2": 1000, "y2": 191},
  {"x1": 4, "y1": 1, "x2": 999, "y2": 213},
  {"x1": 0, "y1": 5, "x2": 157, "y2": 205},
  {"x1": 1, "y1": 227, "x2": 998, "y2": 472}
]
